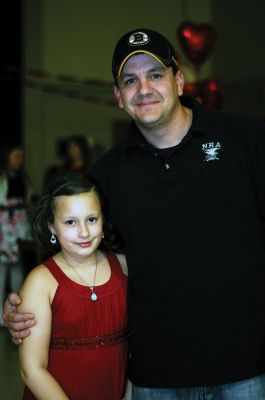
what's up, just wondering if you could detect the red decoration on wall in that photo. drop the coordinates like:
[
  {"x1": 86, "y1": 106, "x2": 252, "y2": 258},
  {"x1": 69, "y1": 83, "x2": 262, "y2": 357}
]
[
  {"x1": 183, "y1": 82, "x2": 200, "y2": 98},
  {"x1": 177, "y1": 21, "x2": 216, "y2": 67},
  {"x1": 199, "y1": 78, "x2": 223, "y2": 109},
  {"x1": 183, "y1": 78, "x2": 223, "y2": 109}
]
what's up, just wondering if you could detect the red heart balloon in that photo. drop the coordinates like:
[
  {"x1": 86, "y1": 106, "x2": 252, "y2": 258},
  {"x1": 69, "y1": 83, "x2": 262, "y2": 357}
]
[{"x1": 177, "y1": 21, "x2": 216, "y2": 67}]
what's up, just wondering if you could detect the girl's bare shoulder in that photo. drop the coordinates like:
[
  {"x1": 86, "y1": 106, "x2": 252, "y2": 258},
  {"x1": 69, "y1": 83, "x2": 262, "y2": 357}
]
[{"x1": 20, "y1": 262, "x2": 57, "y2": 291}]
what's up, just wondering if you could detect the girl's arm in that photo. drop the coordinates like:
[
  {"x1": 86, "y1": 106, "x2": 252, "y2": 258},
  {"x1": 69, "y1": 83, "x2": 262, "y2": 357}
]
[{"x1": 18, "y1": 265, "x2": 69, "y2": 400}]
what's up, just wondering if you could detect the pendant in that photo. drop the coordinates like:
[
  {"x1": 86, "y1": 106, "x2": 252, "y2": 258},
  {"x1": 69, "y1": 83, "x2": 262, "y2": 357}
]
[{"x1": 90, "y1": 289, "x2": 97, "y2": 302}]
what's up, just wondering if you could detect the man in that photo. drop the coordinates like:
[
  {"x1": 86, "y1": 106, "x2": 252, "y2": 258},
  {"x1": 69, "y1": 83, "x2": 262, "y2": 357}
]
[{"x1": 3, "y1": 28, "x2": 265, "y2": 399}]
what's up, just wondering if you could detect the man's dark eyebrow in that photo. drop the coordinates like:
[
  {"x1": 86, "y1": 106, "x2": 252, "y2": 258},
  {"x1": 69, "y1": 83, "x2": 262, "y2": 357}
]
[
  {"x1": 120, "y1": 72, "x2": 136, "y2": 80},
  {"x1": 148, "y1": 66, "x2": 166, "y2": 73}
]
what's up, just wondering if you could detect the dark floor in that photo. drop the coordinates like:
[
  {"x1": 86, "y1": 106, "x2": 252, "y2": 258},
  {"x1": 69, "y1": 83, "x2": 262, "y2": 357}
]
[{"x1": 0, "y1": 327, "x2": 24, "y2": 399}]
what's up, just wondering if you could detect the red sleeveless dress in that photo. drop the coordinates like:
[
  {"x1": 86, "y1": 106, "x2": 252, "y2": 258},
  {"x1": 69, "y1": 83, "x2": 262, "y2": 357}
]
[{"x1": 23, "y1": 252, "x2": 128, "y2": 400}]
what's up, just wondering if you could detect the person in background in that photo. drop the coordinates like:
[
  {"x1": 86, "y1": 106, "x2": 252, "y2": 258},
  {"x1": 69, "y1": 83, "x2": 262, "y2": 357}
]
[
  {"x1": 42, "y1": 134, "x2": 92, "y2": 192},
  {"x1": 0, "y1": 143, "x2": 32, "y2": 326},
  {"x1": 64, "y1": 134, "x2": 92, "y2": 174},
  {"x1": 18, "y1": 173, "x2": 129, "y2": 400},
  {"x1": 3, "y1": 28, "x2": 265, "y2": 400}
]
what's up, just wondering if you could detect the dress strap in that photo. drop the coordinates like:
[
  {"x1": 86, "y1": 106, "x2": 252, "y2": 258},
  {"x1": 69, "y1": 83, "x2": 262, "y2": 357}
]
[
  {"x1": 43, "y1": 257, "x2": 67, "y2": 284},
  {"x1": 105, "y1": 252, "x2": 124, "y2": 276}
]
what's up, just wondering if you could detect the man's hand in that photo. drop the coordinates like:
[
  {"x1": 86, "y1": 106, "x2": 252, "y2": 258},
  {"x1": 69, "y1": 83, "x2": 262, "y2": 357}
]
[{"x1": 2, "y1": 292, "x2": 36, "y2": 345}]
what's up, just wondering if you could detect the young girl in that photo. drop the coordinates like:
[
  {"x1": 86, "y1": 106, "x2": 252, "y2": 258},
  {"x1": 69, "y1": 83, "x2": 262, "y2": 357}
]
[{"x1": 18, "y1": 173, "x2": 128, "y2": 400}]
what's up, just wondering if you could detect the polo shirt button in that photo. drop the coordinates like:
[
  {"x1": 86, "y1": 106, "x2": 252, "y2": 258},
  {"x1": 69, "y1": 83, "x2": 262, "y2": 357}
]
[{"x1": 165, "y1": 163, "x2": 170, "y2": 170}]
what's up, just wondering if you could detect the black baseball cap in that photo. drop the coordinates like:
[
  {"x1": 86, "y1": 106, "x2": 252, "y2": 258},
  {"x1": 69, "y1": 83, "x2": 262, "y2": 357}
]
[{"x1": 112, "y1": 28, "x2": 179, "y2": 82}]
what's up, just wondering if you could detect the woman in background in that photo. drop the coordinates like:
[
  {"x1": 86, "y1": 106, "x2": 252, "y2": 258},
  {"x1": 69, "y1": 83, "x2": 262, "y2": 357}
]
[{"x1": 0, "y1": 143, "x2": 32, "y2": 325}]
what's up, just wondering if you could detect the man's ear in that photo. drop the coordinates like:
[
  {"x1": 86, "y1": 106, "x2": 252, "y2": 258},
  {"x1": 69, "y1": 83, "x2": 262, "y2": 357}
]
[
  {"x1": 175, "y1": 70, "x2": 185, "y2": 96},
  {"x1": 113, "y1": 84, "x2": 124, "y2": 109}
]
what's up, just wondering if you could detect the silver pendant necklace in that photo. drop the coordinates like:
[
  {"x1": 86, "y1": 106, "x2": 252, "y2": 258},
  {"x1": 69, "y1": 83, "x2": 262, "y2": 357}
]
[
  {"x1": 61, "y1": 251, "x2": 98, "y2": 301},
  {"x1": 90, "y1": 287, "x2": 97, "y2": 302}
]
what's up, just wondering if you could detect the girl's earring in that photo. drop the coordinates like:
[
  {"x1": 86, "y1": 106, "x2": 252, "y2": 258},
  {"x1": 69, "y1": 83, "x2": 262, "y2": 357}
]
[
  {"x1": 50, "y1": 234, "x2": 57, "y2": 245},
  {"x1": 102, "y1": 233, "x2": 105, "y2": 239}
]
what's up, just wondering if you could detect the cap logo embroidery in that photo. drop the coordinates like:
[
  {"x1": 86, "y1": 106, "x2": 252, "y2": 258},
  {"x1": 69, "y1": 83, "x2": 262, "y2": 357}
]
[
  {"x1": 128, "y1": 32, "x2": 149, "y2": 46},
  {"x1": 202, "y1": 142, "x2": 221, "y2": 161}
]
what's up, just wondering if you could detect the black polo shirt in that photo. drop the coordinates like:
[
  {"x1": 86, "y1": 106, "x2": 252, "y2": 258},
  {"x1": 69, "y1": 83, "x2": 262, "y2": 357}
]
[{"x1": 91, "y1": 97, "x2": 265, "y2": 387}]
